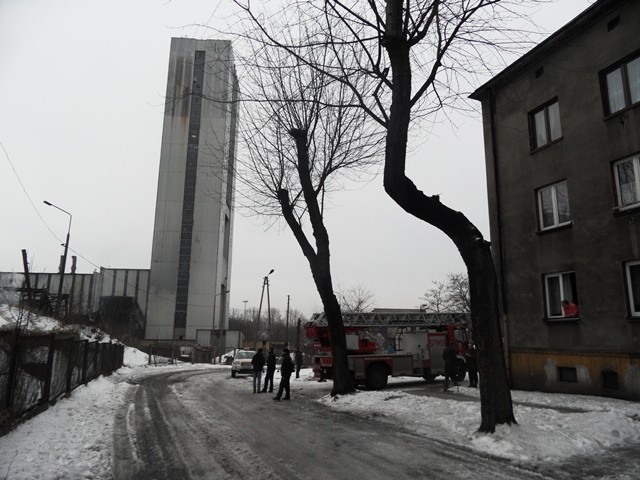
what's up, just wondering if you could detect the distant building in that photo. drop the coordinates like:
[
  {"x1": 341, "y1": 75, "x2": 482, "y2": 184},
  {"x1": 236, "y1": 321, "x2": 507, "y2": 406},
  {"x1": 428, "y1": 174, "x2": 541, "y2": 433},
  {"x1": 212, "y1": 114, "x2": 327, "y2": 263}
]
[
  {"x1": 145, "y1": 38, "x2": 239, "y2": 343},
  {"x1": 471, "y1": 0, "x2": 640, "y2": 399}
]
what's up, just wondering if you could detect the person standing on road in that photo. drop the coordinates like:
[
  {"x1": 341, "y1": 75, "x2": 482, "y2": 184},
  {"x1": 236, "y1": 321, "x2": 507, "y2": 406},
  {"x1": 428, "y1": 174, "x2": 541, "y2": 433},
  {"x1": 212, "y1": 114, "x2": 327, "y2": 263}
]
[
  {"x1": 251, "y1": 348, "x2": 265, "y2": 394},
  {"x1": 274, "y1": 348, "x2": 294, "y2": 401},
  {"x1": 443, "y1": 343, "x2": 458, "y2": 392},
  {"x1": 465, "y1": 343, "x2": 478, "y2": 388},
  {"x1": 294, "y1": 348, "x2": 303, "y2": 379},
  {"x1": 261, "y1": 347, "x2": 276, "y2": 393}
]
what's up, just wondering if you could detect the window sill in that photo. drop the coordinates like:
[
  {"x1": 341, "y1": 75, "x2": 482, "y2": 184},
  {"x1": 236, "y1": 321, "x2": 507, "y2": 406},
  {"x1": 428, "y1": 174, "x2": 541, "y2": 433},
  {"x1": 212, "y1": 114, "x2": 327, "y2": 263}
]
[
  {"x1": 529, "y1": 137, "x2": 563, "y2": 154},
  {"x1": 613, "y1": 204, "x2": 640, "y2": 216},
  {"x1": 536, "y1": 222, "x2": 573, "y2": 235},
  {"x1": 544, "y1": 317, "x2": 580, "y2": 324},
  {"x1": 603, "y1": 101, "x2": 639, "y2": 120}
]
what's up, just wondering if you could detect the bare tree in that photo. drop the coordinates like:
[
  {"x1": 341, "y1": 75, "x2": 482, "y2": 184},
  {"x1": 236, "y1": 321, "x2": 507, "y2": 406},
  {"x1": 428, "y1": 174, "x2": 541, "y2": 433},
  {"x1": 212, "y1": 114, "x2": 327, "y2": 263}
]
[
  {"x1": 235, "y1": 18, "x2": 383, "y2": 395},
  {"x1": 337, "y1": 284, "x2": 376, "y2": 313},
  {"x1": 420, "y1": 281, "x2": 448, "y2": 314},
  {"x1": 234, "y1": 0, "x2": 539, "y2": 431},
  {"x1": 421, "y1": 272, "x2": 471, "y2": 316}
]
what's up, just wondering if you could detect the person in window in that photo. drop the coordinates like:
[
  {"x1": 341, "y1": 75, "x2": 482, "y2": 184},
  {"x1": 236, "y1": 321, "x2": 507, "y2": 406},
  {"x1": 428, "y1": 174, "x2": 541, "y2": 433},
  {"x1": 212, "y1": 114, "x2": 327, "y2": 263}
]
[{"x1": 561, "y1": 299, "x2": 579, "y2": 317}]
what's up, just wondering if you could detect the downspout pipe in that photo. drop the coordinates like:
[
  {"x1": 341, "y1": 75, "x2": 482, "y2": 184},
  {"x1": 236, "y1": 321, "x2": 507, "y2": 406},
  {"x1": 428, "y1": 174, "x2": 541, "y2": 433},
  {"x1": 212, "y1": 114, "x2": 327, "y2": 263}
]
[{"x1": 488, "y1": 87, "x2": 510, "y2": 380}]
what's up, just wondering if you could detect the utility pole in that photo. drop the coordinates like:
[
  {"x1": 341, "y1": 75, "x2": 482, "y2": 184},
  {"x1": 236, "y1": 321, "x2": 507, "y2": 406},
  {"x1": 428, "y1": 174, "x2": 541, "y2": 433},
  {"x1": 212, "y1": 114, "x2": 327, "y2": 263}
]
[
  {"x1": 255, "y1": 269, "x2": 274, "y2": 348},
  {"x1": 285, "y1": 295, "x2": 290, "y2": 344},
  {"x1": 44, "y1": 200, "x2": 72, "y2": 319}
]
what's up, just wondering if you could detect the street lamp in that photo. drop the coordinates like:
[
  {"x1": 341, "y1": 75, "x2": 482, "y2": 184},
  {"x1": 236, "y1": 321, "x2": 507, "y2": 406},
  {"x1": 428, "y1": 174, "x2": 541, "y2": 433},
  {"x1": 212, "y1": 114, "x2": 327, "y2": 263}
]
[
  {"x1": 213, "y1": 286, "x2": 230, "y2": 364},
  {"x1": 44, "y1": 200, "x2": 72, "y2": 318},
  {"x1": 255, "y1": 269, "x2": 274, "y2": 348}
]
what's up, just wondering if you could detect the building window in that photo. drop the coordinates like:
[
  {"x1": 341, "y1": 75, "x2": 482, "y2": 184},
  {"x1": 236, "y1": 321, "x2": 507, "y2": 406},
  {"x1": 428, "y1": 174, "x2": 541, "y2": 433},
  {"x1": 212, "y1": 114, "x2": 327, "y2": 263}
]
[
  {"x1": 529, "y1": 99, "x2": 562, "y2": 150},
  {"x1": 544, "y1": 271, "x2": 578, "y2": 319},
  {"x1": 558, "y1": 367, "x2": 578, "y2": 383},
  {"x1": 537, "y1": 181, "x2": 571, "y2": 230},
  {"x1": 613, "y1": 154, "x2": 640, "y2": 210},
  {"x1": 625, "y1": 260, "x2": 640, "y2": 317},
  {"x1": 602, "y1": 369, "x2": 619, "y2": 390},
  {"x1": 602, "y1": 53, "x2": 640, "y2": 115}
]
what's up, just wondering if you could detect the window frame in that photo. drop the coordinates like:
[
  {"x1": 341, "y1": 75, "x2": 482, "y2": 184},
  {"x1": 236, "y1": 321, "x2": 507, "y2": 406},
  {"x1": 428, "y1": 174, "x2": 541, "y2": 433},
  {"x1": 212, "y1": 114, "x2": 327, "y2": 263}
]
[
  {"x1": 613, "y1": 154, "x2": 640, "y2": 211},
  {"x1": 536, "y1": 180, "x2": 572, "y2": 231},
  {"x1": 528, "y1": 98, "x2": 562, "y2": 151},
  {"x1": 601, "y1": 51, "x2": 640, "y2": 116},
  {"x1": 624, "y1": 260, "x2": 640, "y2": 317},
  {"x1": 543, "y1": 271, "x2": 578, "y2": 319}
]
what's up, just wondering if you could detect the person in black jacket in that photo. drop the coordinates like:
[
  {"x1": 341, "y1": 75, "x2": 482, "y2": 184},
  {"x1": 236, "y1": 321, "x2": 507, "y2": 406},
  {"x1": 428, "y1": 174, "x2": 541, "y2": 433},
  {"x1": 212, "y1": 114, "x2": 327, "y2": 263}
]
[
  {"x1": 251, "y1": 348, "x2": 265, "y2": 393},
  {"x1": 274, "y1": 349, "x2": 294, "y2": 401},
  {"x1": 261, "y1": 347, "x2": 276, "y2": 393},
  {"x1": 465, "y1": 343, "x2": 478, "y2": 388},
  {"x1": 443, "y1": 343, "x2": 458, "y2": 392},
  {"x1": 294, "y1": 348, "x2": 303, "y2": 378}
]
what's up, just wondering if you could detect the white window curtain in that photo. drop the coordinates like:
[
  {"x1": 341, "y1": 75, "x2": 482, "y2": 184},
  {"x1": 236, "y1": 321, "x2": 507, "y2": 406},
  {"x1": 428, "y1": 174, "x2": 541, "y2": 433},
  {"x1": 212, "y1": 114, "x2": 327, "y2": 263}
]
[
  {"x1": 607, "y1": 68, "x2": 626, "y2": 113},
  {"x1": 628, "y1": 57, "x2": 640, "y2": 105},
  {"x1": 548, "y1": 102, "x2": 562, "y2": 141},
  {"x1": 616, "y1": 158, "x2": 638, "y2": 207}
]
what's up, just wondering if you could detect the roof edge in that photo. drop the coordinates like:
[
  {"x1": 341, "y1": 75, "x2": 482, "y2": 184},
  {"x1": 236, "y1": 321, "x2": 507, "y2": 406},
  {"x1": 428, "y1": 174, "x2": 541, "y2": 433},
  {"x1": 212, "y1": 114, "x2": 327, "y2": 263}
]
[{"x1": 470, "y1": 0, "x2": 624, "y2": 100}]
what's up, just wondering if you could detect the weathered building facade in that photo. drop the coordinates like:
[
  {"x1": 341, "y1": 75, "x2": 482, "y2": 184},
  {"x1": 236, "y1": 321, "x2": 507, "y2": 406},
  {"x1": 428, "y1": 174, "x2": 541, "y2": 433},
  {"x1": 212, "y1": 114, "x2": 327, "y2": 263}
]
[
  {"x1": 145, "y1": 38, "x2": 238, "y2": 342},
  {"x1": 471, "y1": 0, "x2": 640, "y2": 399}
]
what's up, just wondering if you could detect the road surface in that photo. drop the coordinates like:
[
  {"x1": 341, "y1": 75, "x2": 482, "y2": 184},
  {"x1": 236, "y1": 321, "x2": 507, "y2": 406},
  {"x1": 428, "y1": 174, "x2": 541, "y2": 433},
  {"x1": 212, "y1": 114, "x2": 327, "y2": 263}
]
[{"x1": 112, "y1": 368, "x2": 637, "y2": 480}]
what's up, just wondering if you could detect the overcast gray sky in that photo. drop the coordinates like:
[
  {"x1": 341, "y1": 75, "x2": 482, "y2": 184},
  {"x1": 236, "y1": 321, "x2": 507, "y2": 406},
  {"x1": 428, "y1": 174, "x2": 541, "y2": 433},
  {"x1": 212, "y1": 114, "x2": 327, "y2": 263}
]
[{"x1": 1, "y1": 0, "x2": 595, "y2": 319}]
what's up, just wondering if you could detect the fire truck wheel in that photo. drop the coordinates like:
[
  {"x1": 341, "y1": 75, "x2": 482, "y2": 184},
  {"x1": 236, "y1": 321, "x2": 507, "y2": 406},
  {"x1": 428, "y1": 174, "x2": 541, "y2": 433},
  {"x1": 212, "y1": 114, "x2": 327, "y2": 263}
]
[
  {"x1": 453, "y1": 359, "x2": 467, "y2": 382},
  {"x1": 365, "y1": 364, "x2": 389, "y2": 390}
]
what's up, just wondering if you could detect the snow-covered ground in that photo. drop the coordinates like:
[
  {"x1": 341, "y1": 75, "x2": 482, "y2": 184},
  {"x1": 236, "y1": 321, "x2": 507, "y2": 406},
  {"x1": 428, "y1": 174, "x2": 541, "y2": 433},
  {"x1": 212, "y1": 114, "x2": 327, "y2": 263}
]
[{"x1": 1, "y1": 306, "x2": 640, "y2": 479}]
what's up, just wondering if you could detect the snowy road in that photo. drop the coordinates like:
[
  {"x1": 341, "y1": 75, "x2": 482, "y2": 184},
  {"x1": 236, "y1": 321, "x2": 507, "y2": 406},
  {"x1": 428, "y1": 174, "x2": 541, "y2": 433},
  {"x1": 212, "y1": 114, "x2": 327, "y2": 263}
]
[{"x1": 112, "y1": 369, "x2": 553, "y2": 480}]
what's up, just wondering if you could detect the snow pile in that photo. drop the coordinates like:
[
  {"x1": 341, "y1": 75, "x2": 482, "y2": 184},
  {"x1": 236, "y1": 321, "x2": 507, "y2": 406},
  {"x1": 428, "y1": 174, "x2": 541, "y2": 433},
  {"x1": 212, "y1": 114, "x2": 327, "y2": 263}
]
[
  {"x1": 319, "y1": 387, "x2": 640, "y2": 463},
  {"x1": 0, "y1": 304, "x2": 115, "y2": 343}
]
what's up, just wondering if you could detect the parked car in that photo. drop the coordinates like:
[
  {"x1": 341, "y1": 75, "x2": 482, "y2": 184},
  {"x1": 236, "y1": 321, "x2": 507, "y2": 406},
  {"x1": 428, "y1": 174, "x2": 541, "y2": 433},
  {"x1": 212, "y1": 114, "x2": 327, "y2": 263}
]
[{"x1": 231, "y1": 350, "x2": 256, "y2": 378}]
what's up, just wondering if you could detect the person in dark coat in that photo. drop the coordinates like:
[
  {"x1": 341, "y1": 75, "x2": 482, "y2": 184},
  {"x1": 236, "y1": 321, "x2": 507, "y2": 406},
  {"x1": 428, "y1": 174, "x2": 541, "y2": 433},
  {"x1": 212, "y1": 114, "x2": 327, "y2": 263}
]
[
  {"x1": 294, "y1": 348, "x2": 303, "y2": 379},
  {"x1": 251, "y1": 348, "x2": 265, "y2": 394},
  {"x1": 274, "y1": 348, "x2": 294, "y2": 400},
  {"x1": 261, "y1": 347, "x2": 276, "y2": 393},
  {"x1": 465, "y1": 343, "x2": 478, "y2": 388},
  {"x1": 443, "y1": 343, "x2": 458, "y2": 392}
]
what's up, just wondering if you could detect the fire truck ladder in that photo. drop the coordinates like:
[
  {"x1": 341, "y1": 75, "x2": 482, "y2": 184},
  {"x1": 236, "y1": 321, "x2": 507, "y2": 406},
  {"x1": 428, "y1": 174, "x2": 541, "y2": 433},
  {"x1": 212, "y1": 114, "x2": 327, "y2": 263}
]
[{"x1": 309, "y1": 311, "x2": 469, "y2": 328}]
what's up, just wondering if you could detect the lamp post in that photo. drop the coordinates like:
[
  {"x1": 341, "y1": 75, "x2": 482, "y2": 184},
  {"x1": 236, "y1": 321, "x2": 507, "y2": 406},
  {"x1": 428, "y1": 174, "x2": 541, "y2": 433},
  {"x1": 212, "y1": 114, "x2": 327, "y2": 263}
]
[
  {"x1": 44, "y1": 200, "x2": 72, "y2": 318},
  {"x1": 213, "y1": 286, "x2": 230, "y2": 363},
  {"x1": 255, "y1": 269, "x2": 274, "y2": 348}
]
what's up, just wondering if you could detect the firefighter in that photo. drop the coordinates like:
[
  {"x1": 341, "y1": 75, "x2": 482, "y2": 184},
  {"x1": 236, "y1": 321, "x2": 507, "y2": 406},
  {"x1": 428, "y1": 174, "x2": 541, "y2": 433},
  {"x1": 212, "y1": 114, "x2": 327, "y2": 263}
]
[{"x1": 443, "y1": 343, "x2": 458, "y2": 392}]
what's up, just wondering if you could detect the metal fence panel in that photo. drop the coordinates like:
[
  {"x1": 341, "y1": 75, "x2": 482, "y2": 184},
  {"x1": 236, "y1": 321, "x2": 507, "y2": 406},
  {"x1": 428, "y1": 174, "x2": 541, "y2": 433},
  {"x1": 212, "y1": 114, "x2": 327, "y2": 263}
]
[
  {"x1": 0, "y1": 329, "x2": 124, "y2": 432},
  {"x1": 12, "y1": 335, "x2": 50, "y2": 417}
]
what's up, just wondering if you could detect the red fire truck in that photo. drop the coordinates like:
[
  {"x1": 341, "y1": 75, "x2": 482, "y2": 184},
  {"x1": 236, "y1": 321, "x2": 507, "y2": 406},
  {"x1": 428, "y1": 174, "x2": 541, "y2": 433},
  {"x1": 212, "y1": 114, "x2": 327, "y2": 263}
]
[{"x1": 305, "y1": 309, "x2": 470, "y2": 389}]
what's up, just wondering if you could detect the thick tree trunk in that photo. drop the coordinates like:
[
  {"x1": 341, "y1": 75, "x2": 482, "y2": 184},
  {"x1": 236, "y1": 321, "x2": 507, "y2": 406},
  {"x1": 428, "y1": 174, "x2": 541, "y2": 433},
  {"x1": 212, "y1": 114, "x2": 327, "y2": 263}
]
[
  {"x1": 383, "y1": 0, "x2": 515, "y2": 432},
  {"x1": 277, "y1": 129, "x2": 355, "y2": 396}
]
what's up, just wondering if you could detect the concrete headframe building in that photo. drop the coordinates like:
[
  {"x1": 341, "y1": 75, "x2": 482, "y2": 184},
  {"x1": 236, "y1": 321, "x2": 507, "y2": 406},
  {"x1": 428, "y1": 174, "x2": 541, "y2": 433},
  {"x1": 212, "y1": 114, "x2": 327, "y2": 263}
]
[{"x1": 146, "y1": 38, "x2": 238, "y2": 343}]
